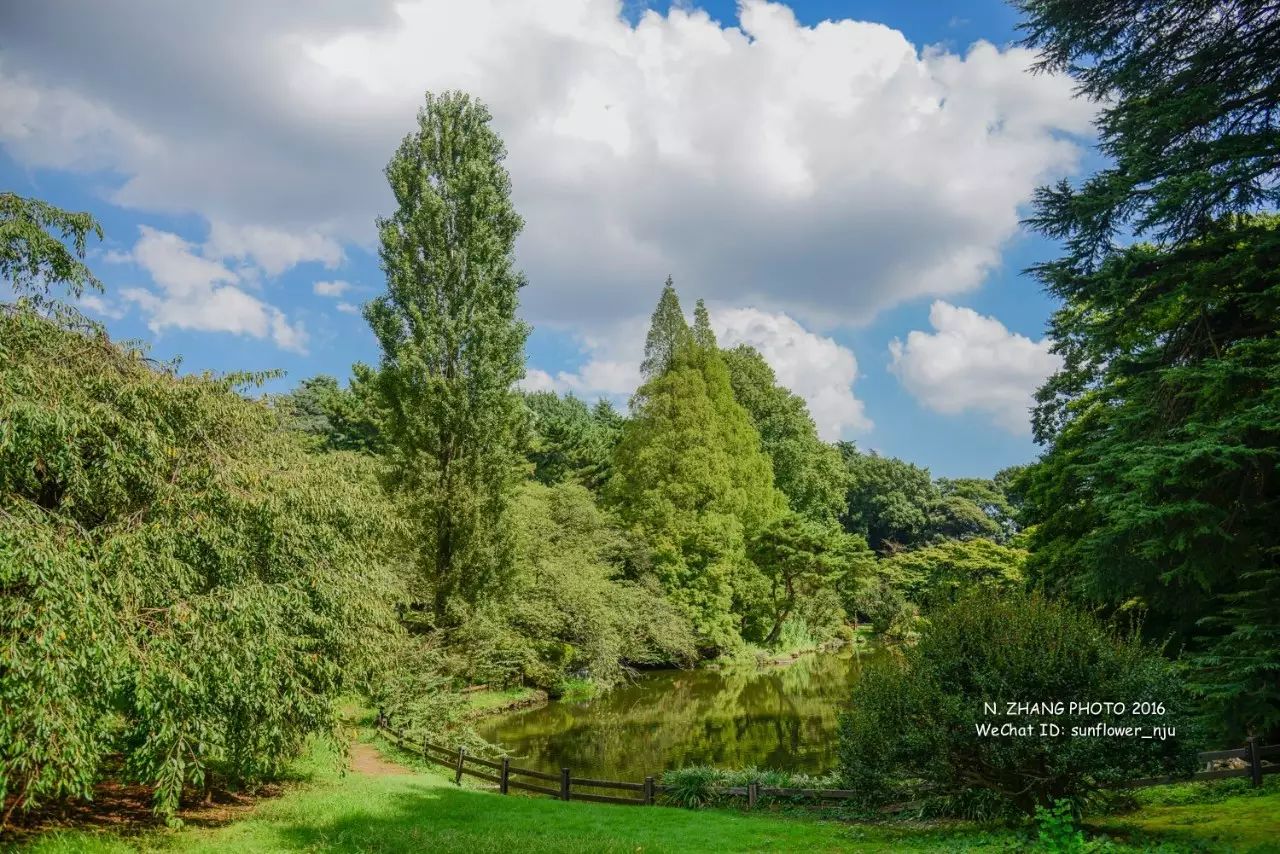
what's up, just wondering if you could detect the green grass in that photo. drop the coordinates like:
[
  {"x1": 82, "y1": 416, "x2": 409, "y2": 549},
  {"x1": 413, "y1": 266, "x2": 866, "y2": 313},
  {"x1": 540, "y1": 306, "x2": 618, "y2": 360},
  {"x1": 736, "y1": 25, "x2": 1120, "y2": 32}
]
[
  {"x1": 463, "y1": 686, "x2": 544, "y2": 716},
  {"x1": 1087, "y1": 777, "x2": 1280, "y2": 853},
  {"x1": 553, "y1": 678, "x2": 596, "y2": 702},
  {"x1": 17, "y1": 763, "x2": 1011, "y2": 853},
  {"x1": 15, "y1": 738, "x2": 1280, "y2": 853}
]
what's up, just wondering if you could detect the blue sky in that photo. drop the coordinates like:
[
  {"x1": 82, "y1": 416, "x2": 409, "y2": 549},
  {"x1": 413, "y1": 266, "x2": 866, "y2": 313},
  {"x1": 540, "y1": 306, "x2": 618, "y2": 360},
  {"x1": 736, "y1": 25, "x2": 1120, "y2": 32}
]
[{"x1": 0, "y1": 0, "x2": 1097, "y2": 478}]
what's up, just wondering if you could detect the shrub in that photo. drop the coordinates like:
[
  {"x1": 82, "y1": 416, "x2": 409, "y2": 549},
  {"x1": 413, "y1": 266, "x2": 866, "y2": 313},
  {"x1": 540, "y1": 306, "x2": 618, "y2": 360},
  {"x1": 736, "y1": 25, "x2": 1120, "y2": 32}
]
[
  {"x1": 660, "y1": 765, "x2": 842, "y2": 809},
  {"x1": 1, "y1": 308, "x2": 406, "y2": 819},
  {"x1": 838, "y1": 593, "x2": 1200, "y2": 818}
]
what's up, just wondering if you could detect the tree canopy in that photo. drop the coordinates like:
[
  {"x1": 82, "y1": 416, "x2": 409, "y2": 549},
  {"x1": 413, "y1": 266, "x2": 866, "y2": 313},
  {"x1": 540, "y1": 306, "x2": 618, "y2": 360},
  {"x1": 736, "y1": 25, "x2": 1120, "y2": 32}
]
[
  {"x1": 367, "y1": 91, "x2": 530, "y2": 623},
  {"x1": 1017, "y1": 0, "x2": 1280, "y2": 739},
  {"x1": 722, "y1": 345, "x2": 847, "y2": 524}
]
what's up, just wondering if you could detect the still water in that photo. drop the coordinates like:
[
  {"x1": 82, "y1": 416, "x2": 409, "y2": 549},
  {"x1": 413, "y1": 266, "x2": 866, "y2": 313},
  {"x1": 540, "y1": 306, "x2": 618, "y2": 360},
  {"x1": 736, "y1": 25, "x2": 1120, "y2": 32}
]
[{"x1": 475, "y1": 644, "x2": 886, "y2": 781}]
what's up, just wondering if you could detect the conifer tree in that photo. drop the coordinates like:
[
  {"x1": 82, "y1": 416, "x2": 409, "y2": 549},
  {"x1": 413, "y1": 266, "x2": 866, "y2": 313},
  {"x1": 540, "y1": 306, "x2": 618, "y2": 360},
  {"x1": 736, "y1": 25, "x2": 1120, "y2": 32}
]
[
  {"x1": 367, "y1": 91, "x2": 530, "y2": 623},
  {"x1": 611, "y1": 286, "x2": 784, "y2": 650},
  {"x1": 638, "y1": 276, "x2": 691, "y2": 380},
  {"x1": 692, "y1": 298, "x2": 716, "y2": 349}
]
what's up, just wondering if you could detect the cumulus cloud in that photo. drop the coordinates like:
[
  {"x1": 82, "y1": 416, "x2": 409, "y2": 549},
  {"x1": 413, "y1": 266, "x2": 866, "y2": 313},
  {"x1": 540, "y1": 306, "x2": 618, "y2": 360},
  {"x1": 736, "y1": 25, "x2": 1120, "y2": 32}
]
[
  {"x1": 0, "y1": 0, "x2": 1094, "y2": 332},
  {"x1": 119, "y1": 226, "x2": 309, "y2": 353},
  {"x1": 526, "y1": 304, "x2": 868, "y2": 440},
  {"x1": 77, "y1": 293, "x2": 126, "y2": 320},
  {"x1": 715, "y1": 307, "x2": 870, "y2": 439},
  {"x1": 888, "y1": 300, "x2": 1060, "y2": 435},
  {"x1": 206, "y1": 222, "x2": 343, "y2": 276},
  {"x1": 335, "y1": 301, "x2": 360, "y2": 314},
  {"x1": 314, "y1": 279, "x2": 353, "y2": 297}
]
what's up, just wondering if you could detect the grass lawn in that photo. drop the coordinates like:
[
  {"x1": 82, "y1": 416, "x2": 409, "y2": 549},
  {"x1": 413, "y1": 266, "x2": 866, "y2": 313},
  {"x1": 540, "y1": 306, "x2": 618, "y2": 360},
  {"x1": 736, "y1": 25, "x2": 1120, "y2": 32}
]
[
  {"x1": 15, "y1": 735, "x2": 1280, "y2": 853},
  {"x1": 462, "y1": 686, "x2": 546, "y2": 717}
]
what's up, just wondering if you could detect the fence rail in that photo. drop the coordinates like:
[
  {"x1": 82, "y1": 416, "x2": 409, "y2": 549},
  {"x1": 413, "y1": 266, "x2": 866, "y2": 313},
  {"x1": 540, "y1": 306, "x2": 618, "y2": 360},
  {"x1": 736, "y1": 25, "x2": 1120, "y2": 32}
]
[{"x1": 376, "y1": 712, "x2": 1274, "y2": 809}]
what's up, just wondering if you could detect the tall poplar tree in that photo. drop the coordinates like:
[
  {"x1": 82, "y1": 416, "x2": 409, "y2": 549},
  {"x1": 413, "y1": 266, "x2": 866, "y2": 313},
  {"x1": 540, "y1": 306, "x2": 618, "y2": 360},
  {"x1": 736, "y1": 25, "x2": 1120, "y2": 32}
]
[{"x1": 367, "y1": 91, "x2": 530, "y2": 623}]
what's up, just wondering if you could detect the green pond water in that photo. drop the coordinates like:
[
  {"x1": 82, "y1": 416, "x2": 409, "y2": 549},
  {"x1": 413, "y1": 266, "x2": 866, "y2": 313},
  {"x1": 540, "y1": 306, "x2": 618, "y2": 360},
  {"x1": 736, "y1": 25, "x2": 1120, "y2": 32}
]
[{"x1": 475, "y1": 643, "x2": 886, "y2": 782}]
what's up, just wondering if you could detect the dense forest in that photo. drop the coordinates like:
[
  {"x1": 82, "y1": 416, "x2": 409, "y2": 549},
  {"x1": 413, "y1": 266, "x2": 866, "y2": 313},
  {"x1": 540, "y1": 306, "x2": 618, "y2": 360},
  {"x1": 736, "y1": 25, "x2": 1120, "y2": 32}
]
[{"x1": 3, "y1": 0, "x2": 1277, "y2": 829}]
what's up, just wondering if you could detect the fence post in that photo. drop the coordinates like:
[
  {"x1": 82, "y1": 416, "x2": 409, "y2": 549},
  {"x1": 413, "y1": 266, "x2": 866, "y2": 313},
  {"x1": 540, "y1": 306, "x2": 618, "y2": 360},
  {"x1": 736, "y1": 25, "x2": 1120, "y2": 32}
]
[
  {"x1": 501, "y1": 757, "x2": 510, "y2": 795},
  {"x1": 455, "y1": 747, "x2": 466, "y2": 786},
  {"x1": 748, "y1": 781, "x2": 758, "y2": 810},
  {"x1": 560, "y1": 767, "x2": 571, "y2": 801},
  {"x1": 1247, "y1": 736, "x2": 1263, "y2": 788},
  {"x1": 644, "y1": 776, "x2": 655, "y2": 806}
]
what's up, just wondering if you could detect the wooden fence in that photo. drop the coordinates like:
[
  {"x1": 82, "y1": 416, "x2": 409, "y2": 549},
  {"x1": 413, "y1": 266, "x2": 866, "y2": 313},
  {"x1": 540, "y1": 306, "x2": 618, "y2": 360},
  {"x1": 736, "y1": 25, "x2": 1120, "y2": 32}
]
[{"x1": 374, "y1": 713, "x2": 1275, "y2": 808}]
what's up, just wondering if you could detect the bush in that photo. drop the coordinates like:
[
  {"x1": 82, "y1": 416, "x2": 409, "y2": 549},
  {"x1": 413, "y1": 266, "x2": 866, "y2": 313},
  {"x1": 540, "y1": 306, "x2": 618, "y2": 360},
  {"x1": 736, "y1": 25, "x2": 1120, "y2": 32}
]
[
  {"x1": 443, "y1": 482, "x2": 697, "y2": 693},
  {"x1": 838, "y1": 593, "x2": 1200, "y2": 818},
  {"x1": 660, "y1": 765, "x2": 842, "y2": 809},
  {"x1": 1, "y1": 309, "x2": 406, "y2": 819}
]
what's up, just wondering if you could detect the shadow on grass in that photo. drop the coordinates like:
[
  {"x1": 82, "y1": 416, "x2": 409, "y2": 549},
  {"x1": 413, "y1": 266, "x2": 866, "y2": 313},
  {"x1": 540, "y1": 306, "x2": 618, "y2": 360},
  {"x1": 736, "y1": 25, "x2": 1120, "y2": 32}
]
[{"x1": 267, "y1": 783, "x2": 883, "y2": 854}]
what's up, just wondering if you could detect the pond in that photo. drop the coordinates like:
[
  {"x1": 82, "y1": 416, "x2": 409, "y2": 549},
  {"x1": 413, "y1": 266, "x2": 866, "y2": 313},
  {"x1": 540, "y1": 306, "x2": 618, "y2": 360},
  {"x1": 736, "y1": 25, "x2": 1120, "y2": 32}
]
[{"x1": 475, "y1": 642, "x2": 887, "y2": 782}]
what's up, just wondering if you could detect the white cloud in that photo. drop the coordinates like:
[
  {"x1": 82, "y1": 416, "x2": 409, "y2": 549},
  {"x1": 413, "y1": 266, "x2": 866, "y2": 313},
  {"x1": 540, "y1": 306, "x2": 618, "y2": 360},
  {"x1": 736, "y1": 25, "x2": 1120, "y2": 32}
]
[
  {"x1": 120, "y1": 226, "x2": 309, "y2": 353},
  {"x1": 526, "y1": 304, "x2": 869, "y2": 440},
  {"x1": 314, "y1": 279, "x2": 352, "y2": 297},
  {"x1": 0, "y1": 0, "x2": 1095, "y2": 332},
  {"x1": 888, "y1": 300, "x2": 1060, "y2": 435},
  {"x1": 335, "y1": 301, "x2": 360, "y2": 314},
  {"x1": 206, "y1": 221, "x2": 343, "y2": 276},
  {"x1": 77, "y1": 293, "x2": 125, "y2": 319},
  {"x1": 714, "y1": 306, "x2": 870, "y2": 439}
]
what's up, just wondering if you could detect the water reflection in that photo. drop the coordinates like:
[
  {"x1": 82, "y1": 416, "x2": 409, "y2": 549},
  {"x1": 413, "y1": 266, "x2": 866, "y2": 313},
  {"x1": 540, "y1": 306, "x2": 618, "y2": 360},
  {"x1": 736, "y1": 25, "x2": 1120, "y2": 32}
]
[{"x1": 475, "y1": 645, "x2": 885, "y2": 780}]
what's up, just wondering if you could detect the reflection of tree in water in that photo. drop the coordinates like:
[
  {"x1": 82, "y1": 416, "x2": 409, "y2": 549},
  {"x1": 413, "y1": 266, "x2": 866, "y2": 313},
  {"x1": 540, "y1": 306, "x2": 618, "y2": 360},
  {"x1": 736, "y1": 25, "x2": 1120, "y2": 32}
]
[{"x1": 477, "y1": 647, "x2": 887, "y2": 780}]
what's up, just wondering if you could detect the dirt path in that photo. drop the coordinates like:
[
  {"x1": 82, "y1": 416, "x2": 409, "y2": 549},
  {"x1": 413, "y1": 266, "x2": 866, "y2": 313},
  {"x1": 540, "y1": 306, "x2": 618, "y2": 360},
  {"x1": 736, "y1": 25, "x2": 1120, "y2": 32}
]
[{"x1": 349, "y1": 741, "x2": 412, "y2": 776}]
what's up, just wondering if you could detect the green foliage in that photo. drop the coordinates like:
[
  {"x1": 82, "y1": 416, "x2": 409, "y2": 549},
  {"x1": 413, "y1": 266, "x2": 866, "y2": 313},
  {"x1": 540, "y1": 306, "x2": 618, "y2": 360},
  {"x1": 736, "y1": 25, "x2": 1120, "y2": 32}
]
[
  {"x1": 638, "y1": 275, "x2": 691, "y2": 380},
  {"x1": 367, "y1": 90, "x2": 530, "y2": 622},
  {"x1": 838, "y1": 594, "x2": 1200, "y2": 818},
  {"x1": 523, "y1": 392, "x2": 620, "y2": 491},
  {"x1": 722, "y1": 345, "x2": 847, "y2": 524},
  {"x1": 881, "y1": 538, "x2": 1026, "y2": 608},
  {"x1": 447, "y1": 482, "x2": 696, "y2": 692},
  {"x1": 1016, "y1": 1, "x2": 1280, "y2": 741},
  {"x1": 844, "y1": 570, "x2": 917, "y2": 637},
  {"x1": 1034, "y1": 800, "x2": 1086, "y2": 854},
  {"x1": 611, "y1": 290, "x2": 785, "y2": 651},
  {"x1": 0, "y1": 191, "x2": 102, "y2": 303},
  {"x1": 935, "y1": 478, "x2": 1016, "y2": 542},
  {"x1": 274, "y1": 372, "x2": 384, "y2": 453},
  {"x1": 1015, "y1": 0, "x2": 1280, "y2": 257},
  {"x1": 1021, "y1": 217, "x2": 1280, "y2": 739},
  {"x1": 745, "y1": 514, "x2": 872, "y2": 645},
  {"x1": 0, "y1": 307, "x2": 406, "y2": 819},
  {"x1": 659, "y1": 765, "x2": 842, "y2": 809},
  {"x1": 838, "y1": 443, "x2": 936, "y2": 553}
]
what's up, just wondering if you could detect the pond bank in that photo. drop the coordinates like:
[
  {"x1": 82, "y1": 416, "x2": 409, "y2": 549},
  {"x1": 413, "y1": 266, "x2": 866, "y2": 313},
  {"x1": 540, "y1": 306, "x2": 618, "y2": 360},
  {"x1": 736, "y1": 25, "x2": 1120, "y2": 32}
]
[{"x1": 474, "y1": 644, "x2": 887, "y2": 782}]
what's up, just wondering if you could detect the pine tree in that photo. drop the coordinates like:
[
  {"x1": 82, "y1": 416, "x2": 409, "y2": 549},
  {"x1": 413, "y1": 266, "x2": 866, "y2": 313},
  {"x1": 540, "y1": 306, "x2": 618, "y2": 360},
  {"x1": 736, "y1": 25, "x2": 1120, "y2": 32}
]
[
  {"x1": 638, "y1": 276, "x2": 691, "y2": 380},
  {"x1": 367, "y1": 91, "x2": 530, "y2": 623}
]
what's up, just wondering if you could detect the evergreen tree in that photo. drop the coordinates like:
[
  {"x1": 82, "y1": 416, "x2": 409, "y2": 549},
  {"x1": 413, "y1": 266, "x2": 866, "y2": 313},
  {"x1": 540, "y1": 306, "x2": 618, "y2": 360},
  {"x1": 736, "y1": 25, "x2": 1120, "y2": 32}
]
[
  {"x1": 638, "y1": 276, "x2": 691, "y2": 380},
  {"x1": 525, "y1": 391, "x2": 621, "y2": 491},
  {"x1": 1015, "y1": 0, "x2": 1280, "y2": 738},
  {"x1": 610, "y1": 289, "x2": 784, "y2": 650},
  {"x1": 691, "y1": 298, "x2": 716, "y2": 349},
  {"x1": 367, "y1": 91, "x2": 530, "y2": 623},
  {"x1": 722, "y1": 344, "x2": 847, "y2": 523}
]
